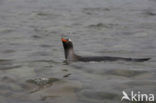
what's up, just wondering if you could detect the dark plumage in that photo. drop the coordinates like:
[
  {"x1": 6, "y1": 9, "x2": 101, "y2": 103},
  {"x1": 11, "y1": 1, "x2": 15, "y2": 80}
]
[{"x1": 61, "y1": 38, "x2": 150, "y2": 63}]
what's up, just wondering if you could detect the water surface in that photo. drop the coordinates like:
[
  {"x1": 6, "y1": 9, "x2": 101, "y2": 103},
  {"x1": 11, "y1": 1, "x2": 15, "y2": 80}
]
[{"x1": 0, "y1": 0, "x2": 156, "y2": 103}]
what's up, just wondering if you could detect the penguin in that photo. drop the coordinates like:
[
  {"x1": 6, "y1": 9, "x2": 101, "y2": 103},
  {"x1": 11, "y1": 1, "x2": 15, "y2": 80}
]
[{"x1": 61, "y1": 37, "x2": 150, "y2": 63}]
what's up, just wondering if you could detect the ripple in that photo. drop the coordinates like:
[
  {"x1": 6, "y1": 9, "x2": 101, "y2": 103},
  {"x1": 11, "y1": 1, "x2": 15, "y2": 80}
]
[
  {"x1": 26, "y1": 77, "x2": 60, "y2": 87},
  {"x1": 143, "y1": 9, "x2": 156, "y2": 16},
  {"x1": 0, "y1": 59, "x2": 21, "y2": 70},
  {"x1": 0, "y1": 28, "x2": 15, "y2": 34},
  {"x1": 82, "y1": 7, "x2": 110, "y2": 15},
  {"x1": 87, "y1": 23, "x2": 118, "y2": 29},
  {"x1": 105, "y1": 69, "x2": 147, "y2": 77},
  {"x1": 2, "y1": 49, "x2": 16, "y2": 54},
  {"x1": 25, "y1": 77, "x2": 61, "y2": 93},
  {"x1": 79, "y1": 90, "x2": 119, "y2": 102}
]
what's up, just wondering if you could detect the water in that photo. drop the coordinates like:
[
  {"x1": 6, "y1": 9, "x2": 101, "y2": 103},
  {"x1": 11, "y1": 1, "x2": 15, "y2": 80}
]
[{"x1": 0, "y1": 0, "x2": 156, "y2": 103}]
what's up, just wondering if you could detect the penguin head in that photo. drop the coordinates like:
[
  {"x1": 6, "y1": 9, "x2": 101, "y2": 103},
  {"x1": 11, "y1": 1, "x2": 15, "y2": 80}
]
[{"x1": 61, "y1": 38, "x2": 73, "y2": 50}]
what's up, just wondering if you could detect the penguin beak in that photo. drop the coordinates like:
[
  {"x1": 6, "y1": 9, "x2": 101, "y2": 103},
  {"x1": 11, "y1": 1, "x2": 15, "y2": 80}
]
[{"x1": 61, "y1": 38, "x2": 68, "y2": 42}]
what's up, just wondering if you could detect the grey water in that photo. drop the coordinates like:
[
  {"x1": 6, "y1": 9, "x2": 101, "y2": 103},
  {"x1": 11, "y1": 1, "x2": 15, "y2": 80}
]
[{"x1": 0, "y1": 0, "x2": 156, "y2": 103}]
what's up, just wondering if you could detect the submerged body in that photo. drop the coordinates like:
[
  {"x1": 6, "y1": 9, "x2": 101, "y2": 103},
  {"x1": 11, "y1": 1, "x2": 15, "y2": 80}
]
[
  {"x1": 61, "y1": 38, "x2": 150, "y2": 63},
  {"x1": 76, "y1": 55, "x2": 150, "y2": 62}
]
